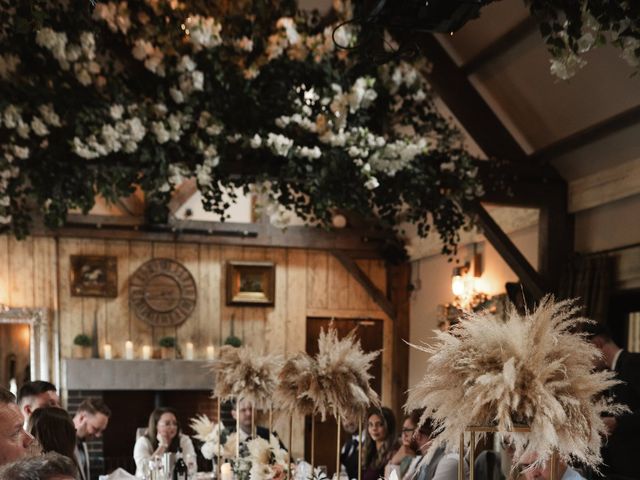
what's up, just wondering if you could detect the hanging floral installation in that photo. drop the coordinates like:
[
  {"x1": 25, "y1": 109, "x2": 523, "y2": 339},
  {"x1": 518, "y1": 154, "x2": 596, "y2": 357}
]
[
  {"x1": 406, "y1": 296, "x2": 626, "y2": 471},
  {"x1": 0, "y1": 0, "x2": 482, "y2": 257},
  {"x1": 526, "y1": 1, "x2": 640, "y2": 79}
]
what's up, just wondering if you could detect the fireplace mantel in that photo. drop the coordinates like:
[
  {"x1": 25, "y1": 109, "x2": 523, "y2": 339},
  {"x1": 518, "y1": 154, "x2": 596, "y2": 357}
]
[{"x1": 63, "y1": 359, "x2": 215, "y2": 391}]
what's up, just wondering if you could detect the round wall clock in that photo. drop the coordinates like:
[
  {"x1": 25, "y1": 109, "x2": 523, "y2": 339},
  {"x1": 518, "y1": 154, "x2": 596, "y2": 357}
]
[{"x1": 129, "y1": 258, "x2": 197, "y2": 327}]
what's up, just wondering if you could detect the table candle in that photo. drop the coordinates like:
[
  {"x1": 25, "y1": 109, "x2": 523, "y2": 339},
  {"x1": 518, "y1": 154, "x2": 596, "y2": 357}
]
[
  {"x1": 220, "y1": 463, "x2": 233, "y2": 480},
  {"x1": 206, "y1": 345, "x2": 215, "y2": 360},
  {"x1": 142, "y1": 345, "x2": 152, "y2": 360},
  {"x1": 103, "y1": 344, "x2": 112, "y2": 360},
  {"x1": 125, "y1": 341, "x2": 134, "y2": 360},
  {"x1": 185, "y1": 342, "x2": 194, "y2": 360}
]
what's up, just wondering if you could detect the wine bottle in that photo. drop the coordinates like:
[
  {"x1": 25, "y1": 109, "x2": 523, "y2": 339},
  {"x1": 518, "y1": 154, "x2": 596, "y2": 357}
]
[{"x1": 173, "y1": 449, "x2": 189, "y2": 480}]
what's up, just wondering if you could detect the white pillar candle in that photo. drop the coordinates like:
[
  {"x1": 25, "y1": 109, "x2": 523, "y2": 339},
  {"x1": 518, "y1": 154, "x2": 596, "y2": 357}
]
[
  {"x1": 142, "y1": 345, "x2": 152, "y2": 360},
  {"x1": 185, "y1": 342, "x2": 194, "y2": 360},
  {"x1": 221, "y1": 463, "x2": 233, "y2": 480},
  {"x1": 125, "y1": 341, "x2": 134, "y2": 360},
  {"x1": 103, "y1": 344, "x2": 112, "y2": 360},
  {"x1": 206, "y1": 345, "x2": 215, "y2": 360}
]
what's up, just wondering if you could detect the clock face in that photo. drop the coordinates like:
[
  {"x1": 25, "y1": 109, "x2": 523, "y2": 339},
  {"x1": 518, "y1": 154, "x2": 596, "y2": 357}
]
[{"x1": 129, "y1": 258, "x2": 197, "y2": 327}]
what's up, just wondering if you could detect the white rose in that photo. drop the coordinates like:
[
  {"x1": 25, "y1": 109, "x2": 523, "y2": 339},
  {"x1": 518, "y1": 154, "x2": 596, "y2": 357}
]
[
  {"x1": 110, "y1": 104, "x2": 124, "y2": 120},
  {"x1": 31, "y1": 117, "x2": 49, "y2": 136},
  {"x1": 170, "y1": 88, "x2": 184, "y2": 104}
]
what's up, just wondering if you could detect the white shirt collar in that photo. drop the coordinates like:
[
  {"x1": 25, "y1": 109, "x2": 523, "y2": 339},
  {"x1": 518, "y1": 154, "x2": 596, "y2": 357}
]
[{"x1": 611, "y1": 349, "x2": 623, "y2": 371}]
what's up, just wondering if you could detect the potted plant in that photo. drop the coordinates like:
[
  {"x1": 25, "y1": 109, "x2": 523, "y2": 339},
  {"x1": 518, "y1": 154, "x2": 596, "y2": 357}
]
[
  {"x1": 73, "y1": 334, "x2": 92, "y2": 359},
  {"x1": 159, "y1": 336, "x2": 176, "y2": 360}
]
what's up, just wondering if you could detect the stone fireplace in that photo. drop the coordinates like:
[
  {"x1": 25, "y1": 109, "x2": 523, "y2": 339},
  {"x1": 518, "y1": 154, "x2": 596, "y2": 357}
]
[{"x1": 64, "y1": 359, "x2": 219, "y2": 478}]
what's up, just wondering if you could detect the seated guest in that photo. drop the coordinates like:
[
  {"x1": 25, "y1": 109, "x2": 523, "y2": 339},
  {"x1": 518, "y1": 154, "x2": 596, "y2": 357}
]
[
  {"x1": 72, "y1": 398, "x2": 111, "y2": 480},
  {"x1": 28, "y1": 406, "x2": 81, "y2": 476},
  {"x1": 519, "y1": 453, "x2": 584, "y2": 480},
  {"x1": 386, "y1": 411, "x2": 419, "y2": 479},
  {"x1": 340, "y1": 416, "x2": 363, "y2": 480},
  {"x1": 230, "y1": 398, "x2": 286, "y2": 449},
  {"x1": 414, "y1": 418, "x2": 468, "y2": 480},
  {"x1": 0, "y1": 386, "x2": 34, "y2": 467},
  {"x1": 133, "y1": 407, "x2": 195, "y2": 478},
  {"x1": 17, "y1": 380, "x2": 60, "y2": 425},
  {"x1": 402, "y1": 418, "x2": 433, "y2": 480},
  {"x1": 0, "y1": 451, "x2": 77, "y2": 480},
  {"x1": 362, "y1": 407, "x2": 396, "y2": 480}
]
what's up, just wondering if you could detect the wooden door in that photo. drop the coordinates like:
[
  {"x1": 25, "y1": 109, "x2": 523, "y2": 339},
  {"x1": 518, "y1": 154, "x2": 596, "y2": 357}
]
[{"x1": 304, "y1": 317, "x2": 383, "y2": 477}]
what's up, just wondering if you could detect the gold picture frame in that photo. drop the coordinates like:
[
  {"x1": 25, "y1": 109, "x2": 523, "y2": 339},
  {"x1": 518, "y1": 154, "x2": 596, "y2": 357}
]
[
  {"x1": 70, "y1": 255, "x2": 118, "y2": 297},
  {"x1": 226, "y1": 261, "x2": 275, "y2": 306}
]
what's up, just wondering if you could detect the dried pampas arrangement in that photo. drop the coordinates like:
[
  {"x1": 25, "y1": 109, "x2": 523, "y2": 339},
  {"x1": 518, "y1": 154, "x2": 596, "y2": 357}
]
[
  {"x1": 212, "y1": 345, "x2": 283, "y2": 408},
  {"x1": 406, "y1": 296, "x2": 624, "y2": 471},
  {"x1": 274, "y1": 352, "x2": 318, "y2": 416},
  {"x1": 315, "y1": 326, "x2": 380, "y2": 420}
]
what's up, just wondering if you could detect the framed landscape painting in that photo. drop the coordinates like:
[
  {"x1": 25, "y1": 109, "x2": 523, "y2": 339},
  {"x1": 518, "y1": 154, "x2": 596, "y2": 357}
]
[{"x1": 226, "y1": 261, "x2": 275, "y2": 306}]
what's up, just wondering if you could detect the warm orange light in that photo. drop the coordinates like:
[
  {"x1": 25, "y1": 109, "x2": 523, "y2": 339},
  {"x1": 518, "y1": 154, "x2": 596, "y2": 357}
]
[{"x1": 451, "y1": 275, "x2": 466, "y2": 296}]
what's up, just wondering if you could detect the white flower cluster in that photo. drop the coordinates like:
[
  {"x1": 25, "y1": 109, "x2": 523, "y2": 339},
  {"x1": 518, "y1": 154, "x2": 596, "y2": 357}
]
[
  {"x1": 369, "y1": 138, "x2": 428, "y2": 177},
  {"x1": 92, "y1": 1, "x2": 131, "y2": 34},
  {"x1": 151, "y1": 112, "x2": 188, "y2": 144},
  {"x1": 0, "y1": 54, "x2": 19, "y2": 80},
  {"x1": 72, "y1": 108, "x2": 146, "y2": 159},
  {"x1": 247, "y1": 436, "x2": 288, "y2": 480},
  {"x1": 266, "y1": 133, "x2": 294, "y2": 157},
  {"x1": 177, "y1": 55, "x2": 204, "y2": 97},
  {"x1": 185, "y1": 15, "x2": 222, "y2": 51},
  {"x1": 2, "y1": 104, "x2": 60, "y2": 143},
  {"x1": 197, "y1": 111, "x2": 223, "y2": 136},
  {"x1": 0, "y1": 154, "x2": 20, "y2": 224},
  {"x1": 233, "y1": 36, "x2": 254, "y2": 52},
  {"x1": 329, "y1": 77, "x2": 378, "y2": 128},
  {"x1": 36, "y1": 29, "x2": 102, "y2": 86},
  {"x1": 132, "y1": 39, "x2": 165, "y2": 76}
]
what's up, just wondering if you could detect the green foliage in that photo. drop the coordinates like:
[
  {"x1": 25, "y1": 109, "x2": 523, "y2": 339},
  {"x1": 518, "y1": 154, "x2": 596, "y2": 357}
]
[
  {"x1": 159, "y1": 336, "x2": 177, "y2": 348},
  {"x1": 224, "y1": 335, "x2": 242, "y2": 348},
  {"x1": 0, "y1": 0, "x2": 486, "y2": 257},
  {"x1": 73, "y1": 333, "x2": 92, "y2": 347}
]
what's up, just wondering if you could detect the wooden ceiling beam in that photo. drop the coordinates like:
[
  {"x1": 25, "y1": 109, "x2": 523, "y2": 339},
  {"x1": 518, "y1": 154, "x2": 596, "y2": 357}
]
[
  {"x1": 531, "y1": 104, "x2": 640, "y2": 165},
  {"x1": 413, "y1": 33, "x2": 528, "y2": 163},
  {"x1": 466, "y1": 201, "x2": 547, "y2": 300},
  {"x1": 461, "y1": 16, "x2": 538, "y2": 75}
]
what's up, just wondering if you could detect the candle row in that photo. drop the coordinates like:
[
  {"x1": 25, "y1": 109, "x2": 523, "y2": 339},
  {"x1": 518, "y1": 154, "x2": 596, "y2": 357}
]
[{"x1": 102, "y1": 341, "x2": 215, "y2": 360}]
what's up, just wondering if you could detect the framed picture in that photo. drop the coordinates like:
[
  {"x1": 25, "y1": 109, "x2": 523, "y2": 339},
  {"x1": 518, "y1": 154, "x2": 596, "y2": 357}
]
[
  {"x1": 226, "y1": 261, "x2": 275, "y2": 306},
  {"x1": 70, "y1": 255, "x2": 118, "y2": 298}
]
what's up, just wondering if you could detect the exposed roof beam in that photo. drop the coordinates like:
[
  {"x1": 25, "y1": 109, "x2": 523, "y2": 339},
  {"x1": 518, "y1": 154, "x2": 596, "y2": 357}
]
[
  {"x1": 531, "y1": 104, "x2": 640, "y2": 165},
  {"x1": 461, "y1": 16, "x2": 538, "y2": 75},
  {"x1": 331, "y1": 250, "x2": 397, "y2": 320},
  {"x1": 412, "y1": 32, "x2": 528, "y2": 163},
  {"x1": 569, "y1": 157, "x2": 640, "y2": 213},
  {"x1": 466, "y1": 201, "x2": 547, "y2": 300},
  {"x1": 168, "y1": 178, "x2": 198, "y2": 215}
]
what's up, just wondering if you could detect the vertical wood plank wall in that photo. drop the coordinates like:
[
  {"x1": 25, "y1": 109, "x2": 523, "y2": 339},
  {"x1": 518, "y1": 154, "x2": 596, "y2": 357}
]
[{"x1": 0, "y1": 235, "x2": 391, "y2": 458}]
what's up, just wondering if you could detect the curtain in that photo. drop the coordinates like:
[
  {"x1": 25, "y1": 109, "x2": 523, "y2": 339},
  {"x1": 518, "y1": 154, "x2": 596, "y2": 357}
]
[{"x1": 559, "y1": 253, "x2": 614, "y2": 324}]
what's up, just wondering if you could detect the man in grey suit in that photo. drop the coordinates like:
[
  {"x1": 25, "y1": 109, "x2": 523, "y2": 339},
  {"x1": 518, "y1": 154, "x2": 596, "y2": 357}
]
[{"x1": 72, "y1": 398, "x2": 111, "y2": 480}]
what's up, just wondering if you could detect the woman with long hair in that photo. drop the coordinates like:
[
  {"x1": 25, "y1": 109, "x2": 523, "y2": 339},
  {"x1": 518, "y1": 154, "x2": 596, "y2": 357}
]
[
  {"x1": 28, "y1": 406, "x2": 81, "y2": 478},
  {"x1": 362, "y1": 406, "x2": 396, "y2": 480},
  {"x1": 133, "y1": 407, "x2": 196, "y2": 478}
]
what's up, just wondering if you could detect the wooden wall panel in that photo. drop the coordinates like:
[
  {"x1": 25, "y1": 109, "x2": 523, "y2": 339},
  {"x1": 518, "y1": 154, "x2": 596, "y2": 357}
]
[
  {"x1": 105, "y1": 240, "x2": 130, "y2": 358},
  {"x1": 0, "y1": 234, "x2": 393, "y2": 458},
  {"x1": 9, "y1": 237, "x2": 34, "y2": 307},
  {"x1": 128, "y1": 241, "x2": 153, "y2": 354},
  {"x1": 0, "y1": 236, "x2": 9, "y2": 305}
]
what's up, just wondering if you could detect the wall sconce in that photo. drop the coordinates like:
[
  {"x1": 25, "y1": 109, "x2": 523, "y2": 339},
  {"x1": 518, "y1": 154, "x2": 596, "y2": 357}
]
[
  {"x1": 451, "y1": 253, "x2": 489, "y2": 311},
  {"x1": 451, "y1": 263, "x2": 470, "y2": 297}
]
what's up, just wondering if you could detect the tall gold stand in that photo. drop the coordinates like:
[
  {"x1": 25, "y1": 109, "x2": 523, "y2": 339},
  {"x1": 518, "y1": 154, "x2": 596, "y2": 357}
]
[
  {"x1": 217, "y1": 398, "x2": 222, "y2": 480},
  {"x1": 236, "y1": 400, "x2": 241, "y2": 462},
  {"x1": 459, "y1": 425, "x2": 559, "y2": 480},
  {"x1": 311, "y1": 415, "x2": 316, "y2": 473},
  {"x1": 336, "y1": 416, "x2": 342, "y2": 479},
  {"x1": 288, "y1": 414, "x2": 293, "y2": 480},
  {"x1": 357, "y1": 417, "x2": 362, "y2": 480}
]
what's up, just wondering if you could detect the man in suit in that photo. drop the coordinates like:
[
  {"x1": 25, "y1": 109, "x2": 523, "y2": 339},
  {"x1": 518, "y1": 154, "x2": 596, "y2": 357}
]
[
  {"x1": 17, "y1": 380, "x2": 60, "y2": 426},
  {"x1": 590, "y1": 324, "x2": 640, "y2": 479},
  {"x1": 230, "y1": 398, "x2": 286, "y2": 450},
  {"x1": 0, "y1": 387, "x2": 34, "y2": 467},
  {"x1": 72, "y1": 398, "x2": 111, "y2": 480},
  {"x1": 340, "y1": 417, "x2": 363, "y2": 480}
]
